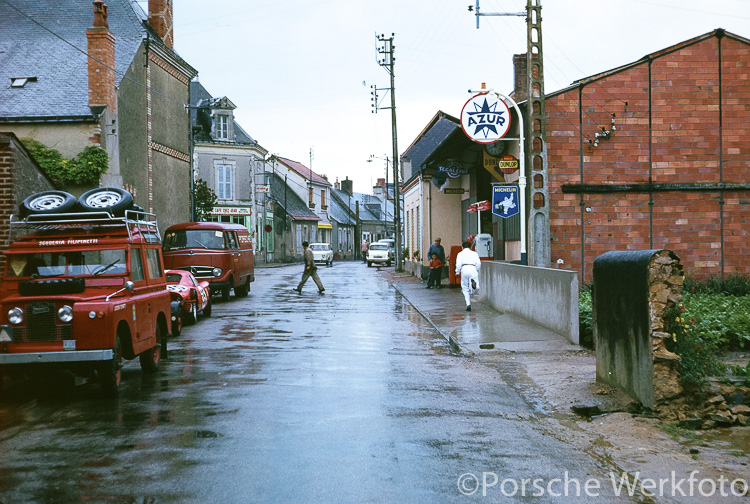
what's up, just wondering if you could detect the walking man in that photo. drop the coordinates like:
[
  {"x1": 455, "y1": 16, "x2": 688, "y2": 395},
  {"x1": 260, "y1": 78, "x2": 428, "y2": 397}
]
[
  {"x1": 426, "y1": 238, "x2": 446, "y2": 288},
  {"x1": 455, "y1": 240, "x2": 481, "y2": 311},
  {"x1": 294, "y1": 241, "x2": 325, "y2": 294}
]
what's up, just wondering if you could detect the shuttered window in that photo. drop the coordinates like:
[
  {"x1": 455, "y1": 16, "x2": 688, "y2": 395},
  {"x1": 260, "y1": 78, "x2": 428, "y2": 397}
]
[{"x1": 216, "y1": 164, "x2": 233, "y2": 200}]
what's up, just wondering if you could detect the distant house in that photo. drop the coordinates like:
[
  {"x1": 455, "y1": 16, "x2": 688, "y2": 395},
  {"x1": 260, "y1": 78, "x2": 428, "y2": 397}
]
[
  {"x1": 264, "y1": 172, "x2": 320, "y2": 262},
  {"x1": 273, "y1": 157, "x2": 333, "y2": 243},
  {"x1": 0, "y1": 0, "x2": 197, "y2": 231},
  {"x1": 190, "y1": 80, "x2": 268, "y2": 251}
]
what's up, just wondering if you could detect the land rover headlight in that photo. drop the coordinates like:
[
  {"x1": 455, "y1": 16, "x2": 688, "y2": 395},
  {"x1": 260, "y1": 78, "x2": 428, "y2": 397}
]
[
  {"x1": 212, "y1": 267, "x2": 222, "y2": 277},
  {"x1": 8, "y1": 307, "x2": 23, "y2": 325},
  {"x1": 58, "y1": 305, "x2": 73, "y2": 323}
]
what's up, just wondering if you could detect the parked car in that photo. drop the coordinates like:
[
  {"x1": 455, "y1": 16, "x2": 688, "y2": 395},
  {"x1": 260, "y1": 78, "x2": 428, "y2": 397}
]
[
  {"x1": 310, "y1": 243, "x2": 333, "y2": 266},
  {"x1": 165, "y1": 269, "x2": 211, "y2": 335},
  {"x1": 367, "y1": 242, "x2": 391, "y2": 267},
  {"x1": 377, "y1": 239, "x2": 396, "y2": 261},
  {"x1": 162, "y1": 222, "x2": 255, "y2": 301},
  {"x1": 0, "y1": 191, "x2": 169, "y2": 397}
]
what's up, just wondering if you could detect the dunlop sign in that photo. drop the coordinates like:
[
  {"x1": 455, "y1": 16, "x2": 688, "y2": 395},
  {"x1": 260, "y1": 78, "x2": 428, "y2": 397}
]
[
  {"x1": 460, "y1": 92, "x2": 511, "y2": 144},
  {"x1": 498, "y1": 155, "x2": 519, "y2": 174}
]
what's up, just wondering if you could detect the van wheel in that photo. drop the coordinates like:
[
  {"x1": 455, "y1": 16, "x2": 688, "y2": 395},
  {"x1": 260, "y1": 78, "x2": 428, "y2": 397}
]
[
  {"x1": 100, "y1": 334, "x2": 123, "y2": 397},
  {"x1": 235, "y1": 278, "x2": 249, "y2": 297},
  {"x1": 20, "y1": 191, "x2": 77, "y2": 217},
  {"x1": 221, "y1": 286, "x2": 230, "y2": 302},
  {"x1": 139, "y1": 324, "x2": 162, "y2": 373},
  {"x1": 77, "y1": 187, "x2": 134, "y2": 216}
]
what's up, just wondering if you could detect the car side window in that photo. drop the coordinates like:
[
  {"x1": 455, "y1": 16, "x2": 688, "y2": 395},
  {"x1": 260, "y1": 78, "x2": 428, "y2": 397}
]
[
  {"x1": 131, "y1": 248, "x2": 145, "y2": 282},
  {"x1": 227, "y1": 231, "x2": 239, "y2": 249},
  {"x1": 145, "y1": 248, "x2": 162, "y2": 279}
]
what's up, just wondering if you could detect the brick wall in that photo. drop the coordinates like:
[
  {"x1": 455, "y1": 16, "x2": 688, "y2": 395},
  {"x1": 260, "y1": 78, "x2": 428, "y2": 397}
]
[
  {"x1": 546, "y1": 31, "x2": 750, "y2": 283},
  {"x1": 0, "y1": 133, "x2": 57, "y2": 276}
]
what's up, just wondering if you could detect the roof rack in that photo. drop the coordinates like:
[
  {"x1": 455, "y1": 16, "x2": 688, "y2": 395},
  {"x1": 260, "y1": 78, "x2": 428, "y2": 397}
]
[{"x1": 9, "y1": 210, "x2": 161, "y2": 243}]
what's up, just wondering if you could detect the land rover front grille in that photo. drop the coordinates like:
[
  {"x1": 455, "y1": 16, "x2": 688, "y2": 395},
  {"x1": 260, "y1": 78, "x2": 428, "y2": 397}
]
[{"x1": 15, "y1": 302, "x2": 72, "y2": 343}]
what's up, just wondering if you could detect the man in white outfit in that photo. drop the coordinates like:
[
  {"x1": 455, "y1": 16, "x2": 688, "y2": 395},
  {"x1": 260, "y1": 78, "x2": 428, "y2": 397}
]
[{"x1": 455, "y1": 240, "x2": 481, "y2": 311}]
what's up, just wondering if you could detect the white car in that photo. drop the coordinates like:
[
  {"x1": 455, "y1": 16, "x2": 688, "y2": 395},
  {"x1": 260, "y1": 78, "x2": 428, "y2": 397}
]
[
  {"x1": 377, "y1": 239, "x2": 395, "y2": 261},
  {"x1": 367, "y1": 242, "x2": 391, "y2": 267},
  {"x1": 310, "y1": 242, "x2": 333, "y2": 266}
]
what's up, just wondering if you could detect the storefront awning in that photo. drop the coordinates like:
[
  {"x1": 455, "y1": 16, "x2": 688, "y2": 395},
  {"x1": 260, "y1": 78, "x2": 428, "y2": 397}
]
[{"x1": 317, "y1": 223, "x2": 333, "y2": 229}]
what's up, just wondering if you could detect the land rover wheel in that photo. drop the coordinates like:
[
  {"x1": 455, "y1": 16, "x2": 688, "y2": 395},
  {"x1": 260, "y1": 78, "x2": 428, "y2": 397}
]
[
  {"x1": 139, "y1": 324, "x2": 163, "y2": 373},
  {"x1": 78, "y1": 187, "x2": 134, "y2": 216},
  {"x1": 100, "y1": 335, "x2": 123, "y2": 397},
  {"x1": 20, "y1": 190, "x2": 77, "y2": 217}
]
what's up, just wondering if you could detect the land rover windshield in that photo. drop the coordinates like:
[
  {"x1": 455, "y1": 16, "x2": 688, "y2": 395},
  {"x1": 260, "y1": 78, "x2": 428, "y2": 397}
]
[
  {"x1": 5, "y1": 249, "x2": 127, "y2": 278},
  {"x1": 163, "y1": 230, "x2": 227, "y2": 251}
]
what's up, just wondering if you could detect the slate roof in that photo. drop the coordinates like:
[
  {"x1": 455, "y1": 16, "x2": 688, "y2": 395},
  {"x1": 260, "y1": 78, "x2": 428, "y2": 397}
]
[
  {"x1": 332, "y1": 188, "x2": 390, "y2": 223},
  {"x1": 189, "y1": 81, "x2": 257, "y2": 145},
  {"x1": 328, "y1": 189, "x2": 356, "y2": 226},
  {"x1": 276, "y1": 157, "x2": 332, "y2": 187},
  {"x1": 0, "y1": 0, "x2": 190, "y2": 121},
  {"x1": 400, "y1": 111, "x2": 460, "y2": 181},
  {"x1": 269, "y1": 172, "x2": 320, "y2": 222}
]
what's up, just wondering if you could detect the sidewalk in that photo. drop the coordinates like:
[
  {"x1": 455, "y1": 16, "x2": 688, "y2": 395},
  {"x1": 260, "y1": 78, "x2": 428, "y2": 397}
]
[{"x1": 389, "y1": 271, "x2": 576, "y2": 356}]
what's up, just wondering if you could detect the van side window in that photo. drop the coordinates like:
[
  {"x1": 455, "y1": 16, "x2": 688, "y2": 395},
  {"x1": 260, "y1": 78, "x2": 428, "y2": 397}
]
[
  {"x1": 131, "y1": 249, "x2": 145, "y2": 282},
  {"x1": 145, "y1": 248, "x2": 163, "y2": 279},
  {"x1": 227, "y1": 231, "x2": 239, "y2": 249}
]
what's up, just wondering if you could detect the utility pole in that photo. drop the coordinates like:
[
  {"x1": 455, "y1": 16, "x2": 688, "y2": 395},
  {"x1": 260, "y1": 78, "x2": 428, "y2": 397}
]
[
  {"x1": 373, "y1": 33, "x2": 402, "y2": 271},
  {"x1": 470, "y1": 0, "x2": 549, "y2": 268}
]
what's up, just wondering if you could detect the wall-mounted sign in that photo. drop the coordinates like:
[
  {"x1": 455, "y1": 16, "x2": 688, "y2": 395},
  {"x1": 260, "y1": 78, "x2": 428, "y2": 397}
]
[
  {"x1": 467, "y1": 200, "x2": 491, "y2": 213},
  {"x1": 498, "y1": 155, "x2": 519, "y2": 174},
  {"x1": 213, "y1": 206, "x2": 252, "y2": 216},
  {"x1": 460, "y1": 92, "x2": 511, "y2": 143},
  {"x1": 443, "y1": 188, "x2": 465, "y2": 195},
  {"x1": 437, "y1": 161, "x2": 468, "y2": 178},
  {"x1": 492, "y1": 185, "x2": 519, "y2": 219},
  {"x1": 482, "y1": 151, "x2": 505, "y2": 182},
  {"x1": 255, "y1": 185, "x2": 270, "y2": 193}
]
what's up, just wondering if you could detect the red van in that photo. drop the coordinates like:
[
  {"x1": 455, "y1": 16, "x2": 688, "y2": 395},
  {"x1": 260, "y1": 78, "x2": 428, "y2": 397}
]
[
  {"x1": 0, "y1": 208, "x2": 170, "y2": 396},
  {"x1": 162, "y1": 222, "x2": 254, "y2": 301}
]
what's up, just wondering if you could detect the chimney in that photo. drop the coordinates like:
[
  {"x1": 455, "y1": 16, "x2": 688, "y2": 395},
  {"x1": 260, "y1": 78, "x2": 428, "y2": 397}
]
[
  {"x1": 376, "y1": 178, "x2": 385, "y2": 187},
  {"x1": 87, "y1": 0, "x2": 116, "y2": 113},
  {"x1": 341, "y1": 177, "x2": 353, "y2": 196},
  {"x1": 334, "y1": 177, "x2": 340, "y2": 190},
  {"x1": 149, "y1": 0, "x2": 174, "y2": 48},
  {"x1": 513, "y1": 54, "x2": 528, "y2": 103}
]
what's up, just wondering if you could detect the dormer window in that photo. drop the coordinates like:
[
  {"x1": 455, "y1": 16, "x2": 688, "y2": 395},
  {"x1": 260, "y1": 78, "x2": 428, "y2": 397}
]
[{"x1": 10, "y1": 76, "x2": 37, "y2": 88}]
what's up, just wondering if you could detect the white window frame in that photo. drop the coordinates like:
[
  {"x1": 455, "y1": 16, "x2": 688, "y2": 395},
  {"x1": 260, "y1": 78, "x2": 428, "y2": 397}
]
[
  {"x1": 216, "y1": 114, "x2": 229, "y2": 140},
  {"x1": 215, "y1": 162, "x2": 234, "y2": 201}
]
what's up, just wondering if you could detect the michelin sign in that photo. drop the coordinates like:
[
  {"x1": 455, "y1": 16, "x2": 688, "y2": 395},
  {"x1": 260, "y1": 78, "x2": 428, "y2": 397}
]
[{"x1": 492, "y1": 185, "x2": 519, "y2": 219}]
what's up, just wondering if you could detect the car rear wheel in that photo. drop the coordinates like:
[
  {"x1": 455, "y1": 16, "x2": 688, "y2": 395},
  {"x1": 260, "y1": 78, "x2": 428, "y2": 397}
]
[
  {"x1": 139, "y1": 323, "x2": 162, "y2": 373},
  {"x1": 367, "y1": 261, "x2": 372, "y2": 267},
  {"x1": 203, "y1": 299, "x2": 212, "y2": 317},
  {"x1": 187, "y1": 302, "x2": 198, "y2": 324}
]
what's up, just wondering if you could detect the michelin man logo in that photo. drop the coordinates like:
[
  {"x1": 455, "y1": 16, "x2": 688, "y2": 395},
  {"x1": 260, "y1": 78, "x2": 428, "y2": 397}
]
[{"x1": 495, "y1": 195, "x2": 517, "y2": 215}]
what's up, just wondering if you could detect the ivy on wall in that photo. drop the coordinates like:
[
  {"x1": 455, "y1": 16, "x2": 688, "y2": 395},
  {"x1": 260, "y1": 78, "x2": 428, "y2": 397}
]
[{"x1": 20, "y1": 138, "x2": 109, "y2": 186}]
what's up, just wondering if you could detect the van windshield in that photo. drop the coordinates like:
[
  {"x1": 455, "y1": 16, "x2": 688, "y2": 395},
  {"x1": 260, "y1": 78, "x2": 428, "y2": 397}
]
[
  {"x1": 6, "y1": 249, "x2": 128, "y2": 278},
  {"x1": 163, "y1": 230, "x2": 226, "y2": 251}
]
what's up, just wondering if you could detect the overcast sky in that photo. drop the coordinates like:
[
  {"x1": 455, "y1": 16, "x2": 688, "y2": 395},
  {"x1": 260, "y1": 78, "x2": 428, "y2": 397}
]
[{"x1": 153, "y1": 0, "x2": 750, "y2": 193}]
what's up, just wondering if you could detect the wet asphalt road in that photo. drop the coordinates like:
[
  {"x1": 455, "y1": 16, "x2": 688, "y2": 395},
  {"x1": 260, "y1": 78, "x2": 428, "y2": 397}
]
[{"x1": 0, "y1": 262, "x2": 637, "y2": 503}]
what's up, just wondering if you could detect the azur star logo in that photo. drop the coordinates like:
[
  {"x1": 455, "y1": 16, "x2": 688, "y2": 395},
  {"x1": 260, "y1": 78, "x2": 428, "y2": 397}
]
[{"x1": 466, "y1": 98, "x2": 506, "y2": 138}]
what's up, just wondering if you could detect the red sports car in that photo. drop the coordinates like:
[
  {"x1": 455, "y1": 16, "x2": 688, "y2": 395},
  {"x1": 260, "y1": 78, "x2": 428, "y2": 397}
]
[{"x1": 166, "y1": 269, "x2": 211, "y2": 336}]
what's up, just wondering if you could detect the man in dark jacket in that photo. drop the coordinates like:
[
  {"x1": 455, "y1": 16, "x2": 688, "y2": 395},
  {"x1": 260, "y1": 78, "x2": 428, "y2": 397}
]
[
  {"x1": 426, "y1": 238, "x2": 446, "y2": 289},
  {"x1": 294, "y1": 241, "x2": 325, "y2": 294}
]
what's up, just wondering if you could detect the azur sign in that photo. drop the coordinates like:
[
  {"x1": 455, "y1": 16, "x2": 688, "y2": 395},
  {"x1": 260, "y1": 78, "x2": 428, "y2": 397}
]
[{"x1": 460, "y1": 92, "x2": 511, "y2": 143}]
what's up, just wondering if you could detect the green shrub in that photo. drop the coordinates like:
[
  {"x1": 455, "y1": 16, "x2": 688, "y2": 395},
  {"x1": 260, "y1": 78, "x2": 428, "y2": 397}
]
[
  {"x1": 579, "y1": 290, "x2": 593, "y2": 348},
  {"x1": 664, "y1": 303, "x2": 726, "y2": 388},
  {"x1": 684, "y1": 273, "x2": 750, "y2": 296},
  {"x1": 682, "y1": 293, "x2": 750, "y2": 350},
  {"x1": 21, "y1": 138, "x2": 108, "y2": 186}
]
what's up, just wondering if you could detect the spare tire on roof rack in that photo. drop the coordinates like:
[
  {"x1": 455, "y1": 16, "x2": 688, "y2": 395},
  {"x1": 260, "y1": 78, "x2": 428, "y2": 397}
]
[
  {"x1": 19, "y1": 190, "x2": 77, "y2": 218},
  {"x1": 77, "y1": 187, "x2": 134, "y2": 216}
]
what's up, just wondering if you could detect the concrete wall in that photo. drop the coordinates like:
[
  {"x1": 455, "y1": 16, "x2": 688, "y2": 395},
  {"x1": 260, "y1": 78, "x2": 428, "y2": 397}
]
[{"x1": 477, "y1": 261, "x2": 579, "y2": 344}]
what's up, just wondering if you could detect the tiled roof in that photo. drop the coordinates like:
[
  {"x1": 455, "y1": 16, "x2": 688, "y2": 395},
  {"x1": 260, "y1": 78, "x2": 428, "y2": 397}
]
[
  {"x1": 276, "y1": 157, "x2": 332, "y2": 187},
  {"x1": 401, "y1": 111, "x2": 460, "y2": 181},
  {"x1": 269, "y1": 172, "x2": 320, "y2": 222},
  {"x1": 0, "y1": 0, "x2": 150, "y2": 120}
]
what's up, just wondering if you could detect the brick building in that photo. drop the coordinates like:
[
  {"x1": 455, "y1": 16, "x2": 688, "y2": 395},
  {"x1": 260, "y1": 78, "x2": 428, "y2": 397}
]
[
  {"x1": 0, "y1": 0, "x2": 197, "y2": 232},
  {"x1": 545, "y1": 29, "x2": 750, "y2": 283}
]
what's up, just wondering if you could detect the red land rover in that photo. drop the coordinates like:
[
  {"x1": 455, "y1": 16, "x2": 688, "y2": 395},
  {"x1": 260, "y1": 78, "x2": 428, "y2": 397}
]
[
  {"x1": 162, "y1": 222, "x2": 255, "y2": 301},
  {"x1": 0, "y1": 208, "x2": 170, "y2": 396}
]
